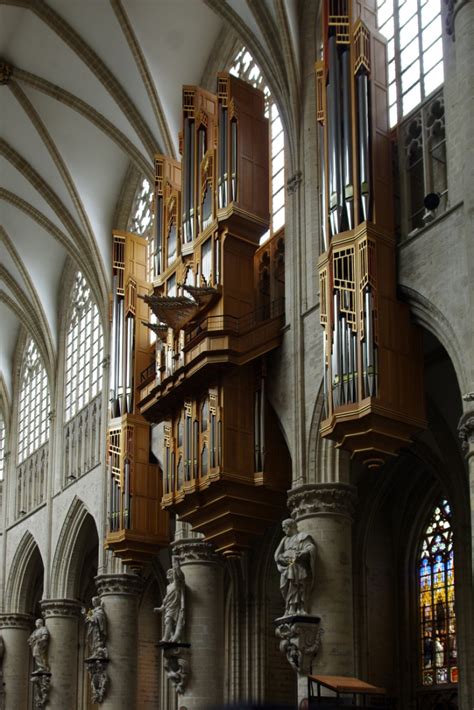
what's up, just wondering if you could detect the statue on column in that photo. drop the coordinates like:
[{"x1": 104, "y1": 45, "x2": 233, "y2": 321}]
[
  {"x1": 28, "y1": 619, "x2": 50, "y2": 673},
  {"x1": 82, "y1": 596, "x2": 108, "y2": 659},
  {"x1": 155, "y1": 556, "x2": 186, "y2": 643},
  {"x1": 274, "y1": 518, "x2": 317, "y2": 616}
]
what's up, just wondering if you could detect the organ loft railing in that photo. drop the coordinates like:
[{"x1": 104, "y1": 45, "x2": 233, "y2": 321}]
[{"x1": 316, "y1": 0, "x2": 426, "y2": 467}]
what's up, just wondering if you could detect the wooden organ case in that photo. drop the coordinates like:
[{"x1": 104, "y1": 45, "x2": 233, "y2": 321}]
[
  {"x1": 317, "y1": 1, "x2": 426, "y2": 466},
  {"x1": 105, "y1": 231, "x2": 169, "y2": 564},
  {"x1": 137, "y1": 74, "x2": 289, "y2": 556}
]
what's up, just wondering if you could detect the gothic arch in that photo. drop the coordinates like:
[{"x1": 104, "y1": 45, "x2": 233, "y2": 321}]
[
  {"x1": 50, "y1": 496, "x2": 98, "y2": 599},
  {"x1": 401, "y1": 286, "x2": 467, "y2": 395},
  {"x1": 306, "y1": 382, "x2": 350, "y2": 486},
  {"x1": 5, "y1": 530, "x2": 44, "y2": 613}
]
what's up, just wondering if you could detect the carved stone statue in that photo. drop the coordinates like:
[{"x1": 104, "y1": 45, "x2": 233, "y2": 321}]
[
  {"x1": 28, "y1": 619, "x2": 50, "y2": 673},
  {"x1": 155, "y1": 556, "x2": 185, "y2": 643},
  {"x1": 82, "y1": 596, "x2": 108, "y2": 659},
  {"x1": 274, "y1": 518, "x2": 317, "y2": 616}
]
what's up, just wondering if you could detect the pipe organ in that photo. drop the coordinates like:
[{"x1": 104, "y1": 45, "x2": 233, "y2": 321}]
[
  {"x1": 106, "y1": 231, "x2": 168, "y2": 564},
  {"x1": 317, "y1": 1, "x2": 426, "y2": 466},
  {"x1": 136, "y1": 73, "x2": 289, "y2": 556}
]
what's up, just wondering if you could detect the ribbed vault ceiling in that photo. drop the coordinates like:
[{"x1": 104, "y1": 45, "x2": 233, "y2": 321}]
[{"x1": 0, "y1": 0, "x2": 301, "y2": 410}]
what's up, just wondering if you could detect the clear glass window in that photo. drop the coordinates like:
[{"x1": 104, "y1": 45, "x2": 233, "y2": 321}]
[
  {"x1": 377, "y1": 0, "x2": 444, "y2": 127},
  {"x1": 17, "y1": 339, "x2": 50, "y2": 463},
  {"x1": 64, "y1": 272, "x2": 104, "y2": 422},
  {"x1": 0, "y1": 416, "x2": 5, "y2": 480}
]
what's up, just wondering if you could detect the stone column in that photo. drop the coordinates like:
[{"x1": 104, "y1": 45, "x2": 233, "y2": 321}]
[
  {"x1": 0, "y1": 613, "x2": 32, "y2": 710},
  {"x1": 458, "y1": 410, "x2": 474, "y2": 709},
  {"x1": 95, "y1": 573, "x2": 143, "y2": 710},
  {"x1": 172, "y1": 539, "x2": 224, "y2": 710},
  {"x1": 40, "y1": 599, "x2": 82, "y2": 710},
  {"x1": 287, "y1": 483, "x2": 357, "y2": 702}
]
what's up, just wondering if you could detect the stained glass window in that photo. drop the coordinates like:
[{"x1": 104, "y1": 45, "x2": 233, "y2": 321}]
[
  {"x1": 377, "y1": 0, "x2": 444, "y2": 127},
  {"x1": 18, "y1": 339, "x2": 50, "y2": 463},
  {"x1": 229, "y1": 47, "x2": 285, "y2": 241},
  {"x1": 419, "y1": 499, "x2": 458, "y2": 686},
  {"x1": 64, "y1": 272, "x2": 104, "y2": 422}
]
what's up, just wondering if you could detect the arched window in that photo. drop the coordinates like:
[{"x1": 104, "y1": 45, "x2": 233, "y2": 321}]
[
  {"x1": 18, "y1": 339, "x2": 50, "y2": 464},
  {"x1": 229, "y1": 47, "x2": 285, "y2": 241},
  {"x1": 418, "y1": 499, "x2": 458, "y2": 687},
  {"x1": 0, "y1": 415, "x2": 5, "y2": 480},
  {"x1": 377, "y1": 0, "x2": 444, "y2": 126},
  {"x1": 64, "y1": 272, "x2": 104, "y2": 422}
]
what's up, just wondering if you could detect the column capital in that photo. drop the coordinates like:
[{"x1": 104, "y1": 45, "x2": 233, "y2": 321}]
[
  {"x1": 40, "y1": 599, "x2": 83, "y2": 619},
  {"x1": 0, "y1": 613, "x2": 32, "y2": 629},
  {"x1": 458, "y1": 410, "x2": 474, "y2": 458},
  {"x1": 287, "y1": 482, "x2": 357, "y2": 522},
  {"x1": 95, "y1": 573, "x2": 144, "y2": 597},
  {"x1": 172, "y1": 539, "x2": 221, "y2": 566}
]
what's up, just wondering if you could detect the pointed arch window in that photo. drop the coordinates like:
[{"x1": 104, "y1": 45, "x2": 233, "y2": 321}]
[
  {"x1": 18, "y1": 339, "x2": 50, "y2": 464},
  {"x1": 418, "y1": 499, "x2": 458, "y2": 686},
  {"x1": 0, "y1": 415, "x2": 5, "y2": 480},
  {"x1": 229, "y1": 47, "x2": 285, "y2": 241},
  {"x1": 64, "y1": 272, "x2": 104, "y2": 422}
]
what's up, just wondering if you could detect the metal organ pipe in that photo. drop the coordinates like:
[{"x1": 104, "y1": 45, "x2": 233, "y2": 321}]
[
  {"x1": 357, "y1": 72, "x2": 371, "y2": 222},
  {"x1": 341, "y1": 47, "x2": 353, "y2": 231},
  {"x1": 218, "y1": 105, "x2": 228, "y2": 208},
  {"x1": 116, "y1": 296, "x2": 124, "y2": 415},
  {"x1": 327, "y1": 35, "x2": 343, "y2": 236},
  {"x1": 155, "y1": 195, "x2": 163, "y2": 276},
  {"x1": 320, "y1": 123, "x2": 328, "y2": 252},
  {"x1": 123, "y1": 457, "x2": 130, "y2": 529},
  {"x1": 109, "y1": 275, "x2": 118, "y2": 417},
  {"x1": 125, "y1": 315, "x2": 134, "y2": 414},
  {"x1": 231, "y1": 118, "x2": 237, "y2": 202}
]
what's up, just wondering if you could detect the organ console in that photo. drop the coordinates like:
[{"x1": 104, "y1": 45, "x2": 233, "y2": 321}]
[{"x1": 317, "y1": 1, "x2": 426, "y2": 466}]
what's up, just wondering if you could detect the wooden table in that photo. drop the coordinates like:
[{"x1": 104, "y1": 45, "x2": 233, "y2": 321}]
[{"x1": 307, "y1": 674, "x2": 387, "y2": 708}]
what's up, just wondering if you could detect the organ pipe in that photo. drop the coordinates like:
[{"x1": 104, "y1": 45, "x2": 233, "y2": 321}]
[
  {"x1": 341, "y1": 47, "x2": 353, "y2": 231},
  {"x1": 327, "y1": 34, "x2": 343, "y2": 237},
  {"x1": 357, "y1": 72, "x2": 371, "y2": 222}
]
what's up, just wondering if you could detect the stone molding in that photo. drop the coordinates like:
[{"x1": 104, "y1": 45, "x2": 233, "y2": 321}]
[
  {"x1": 0, "y1": 613, "x2": 32, "y2": 629},
  {"x1": 274, "y1": 615, "x2": 323, "y2": 676},
  {"x1": 286, "y1": 170, "x2": 303, "y2": 195},
  {"x1": 30, "y1": 671, "x2": 51, "y2": 709},
  {"x1": 157, "y1": 642, "x2": 191, "y2": 695},
  {"x1": 95, "y1": 573, "x2": 144, "y2": 597},
  {"x1": 445, "y1": 0, "x2": 472, "y2": 38},
  {"x1": 0, "y1": 60, "x2": 12, "y2": 85},
  {"x1": 172, "y1": 539, "x2": 221, "y2": 566},
  {"x1": 40, "y1": 599, "x2": 82, "y2": 619},
  {"x1": 458, "y1": 412, "x2": 474, "y2": 456},
  {"x1": 287, "y1": 483, "x2": 357, "y2": 521},
  {"x1": 85, "y1": 658, "x2": 109, "y2": 704}
]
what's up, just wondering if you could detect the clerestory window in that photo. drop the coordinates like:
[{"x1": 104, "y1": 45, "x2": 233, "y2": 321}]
[
  {"x1": 0, "y1": 415, "x2": 5, "y2": 480},
  {"x1": 17, "y1": 339, "x2": 50, "y2": 463},
  {"x1": 418, "y1": 498, "x2": 458, "y2": 687},
  {"x1": 64, "y1": 272, "x2": 104, "y2": 422},
  {"x1": 377, "y1": 0, "x2": 444, "y2": 127}
]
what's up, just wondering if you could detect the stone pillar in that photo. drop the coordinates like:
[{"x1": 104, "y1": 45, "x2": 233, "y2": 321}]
[
  {"x1": 458, "y1": 410, "x2": 474, "y2": 709},
  {"x1": 40, "y1": 599, "x2": 82, "y2": 710},
  {"x1": 95, "y1": 574, "x2": 143, "y2": 710},
  {"x1": 287, "y1": 483, "x2": 357, "y2": 702},
  {"x1": 172, "y1": 539, "x2": 224, "y2": 710},
  {"x1": 0, "y1": 613, "x2": 32, "y2": 710}
]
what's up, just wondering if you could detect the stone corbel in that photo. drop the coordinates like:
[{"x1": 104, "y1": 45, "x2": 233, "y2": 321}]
[
  {"x1": 274, "y1": 615, "x2": 323, "y2": 676},
  {"x1": 286, "y1": 171, "x2": 303, "y2": 195},
  {"x1": 458, "y1": 411, "x2": 474, "y2": 456},
  {"x1": 30, "y1": 671, "x2": 51, "y2": 710},
  {"x1": 157, "y1": 641, "x2": 191, "y2": 695},
  {"x1": 85, "y1": 658, "x2": 109, "y2": 704}
]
